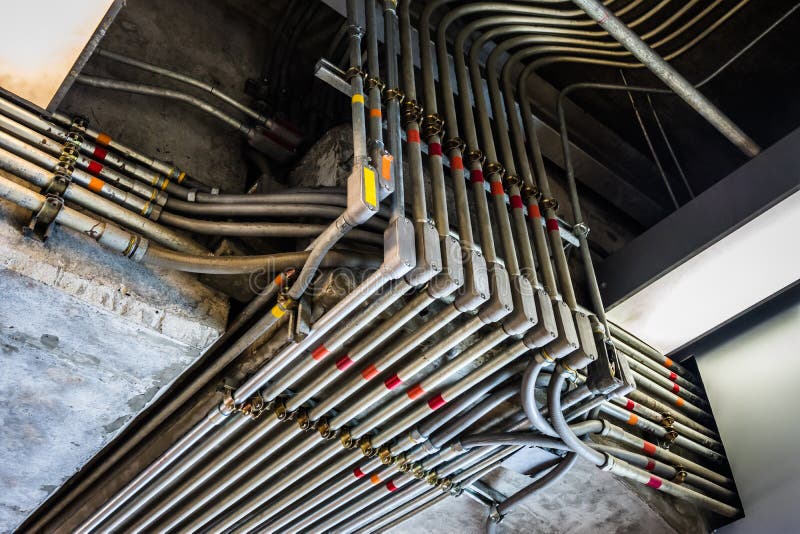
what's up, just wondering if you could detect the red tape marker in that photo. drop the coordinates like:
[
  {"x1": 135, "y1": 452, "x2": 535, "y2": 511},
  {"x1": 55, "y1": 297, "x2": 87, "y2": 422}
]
[
  {"x1": 384, "y1": 374, "x2": 402, "y2": 390},
  {"x1": 490, "y1": 181, "x2": 504, "y2": 196},
  {"x1": 645, "y1": 459, "x2": 656, "y2": 471},
  {"x1": 546, "y1": 219, "x2": 560, "y2": 231},
  {"x1": 625, "y1": 399, "x2": 636, "y2": 411},
  {"x1": 353, "y1": 467, "x2": 366, "y2": 478},
  {"x1": 87, "y1": 161, "x2": 104, "y2": 175},
  {"x1": 311, "y1": 345, "x2": 330, "y2": 361},
  {"x1": 407, "y1": 129, "x2": 421, "y2": 143},
  {"x1": 646, "y1": 476, "x2": 663, "y2": 489},
  {"x1": 672, "y1": 383, "x2": 681, "y2": 393},
  {"x1": 361, "y1": 364, "x2": 379, "y2": 380},
  {"x1": 427, "y1": 394, "x2": 446, "y2": 410},
  {"x1": 669, "y1": 371, "x2": 677, "y2": 381},
  {"x1": 510, "y1": 195, "x2": 523, "y2": 209},
  {"x1": 407, "y1": 384, "x2": 425, "y2": 400},
  {"x1": 471, "y1": 169, "x2": 484, "y2": 183},
  {"x1": 336, "y1": 355, "x2": 354, "y2": 371},
  {"x1": 527, "y1": 204, "x2": 541, "y2": 219},
  {"x1": 92, "y1": 146, "x2": 108, "y2": 161},
  {"x1": 451, "y1": 156, "x2": 464, "y2": 170},
  {"x1": 429, "y1": 142, "x2": 442, "y2": 156},
  {"x1": 386, "y1": 481, "x2": 398, "y2": 492},
  {"x1": 642, "y1": 441, "x2": 657, "y2": 456}
]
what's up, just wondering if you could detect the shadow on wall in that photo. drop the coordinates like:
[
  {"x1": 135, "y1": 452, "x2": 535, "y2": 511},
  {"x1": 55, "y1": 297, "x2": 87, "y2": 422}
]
[{"x1": 686, "y1": 283, "x2": 800, "y2": 533}]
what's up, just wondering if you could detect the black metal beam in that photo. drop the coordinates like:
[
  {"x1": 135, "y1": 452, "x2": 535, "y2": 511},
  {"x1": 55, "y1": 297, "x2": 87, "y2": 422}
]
[{"x1": 599, "y1": 126, "x2": 800, "y2": 307}]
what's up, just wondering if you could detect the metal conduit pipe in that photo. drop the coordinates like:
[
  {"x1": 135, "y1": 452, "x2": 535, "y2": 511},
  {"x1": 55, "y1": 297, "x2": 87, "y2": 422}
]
[
  {"x1": 95, "y1": 48, "x2": 275, "y2": 129},
  {"x1": 598, "y1": 403, "x2": 725, "y2": 464},
  {"x1": 177, "y1": 336, "x2": 520, "y2": 529},
  {"x1": 514, "y1": 0, "x2": 755, "y2": 173},
  {"x1": 630, "y1": 371, "x2": 713, "y2": 422},
  {"x1": 615, "y1": 342, "x2": 704, "y2": 396},
  {"x1": 570, "y1": 0, "x2": 760, "y2": 157},
  {"x1": 117, "y1": 7, "x2": 413, "y2": 532},
  {"x1": 278, "y1": 389, "x2": 520, "y2": 533},
  {"x1": 611, "y1": 325, "x2": 697, "y2": 380},
  {"x1": 494, "y1": 452, "x2": 579, "y2": 519},
  {"x1": 609, "y1": 396, "x2": 722, "y2": 450},
  {"x1": 354, "y1": 487, "x2": 448, "y2": 534},
  {"x1": 257, "y1": 364, "x2": 526, "y2": 533},
  {"x1": 157, "y1": 210, "x2": 384, "y2": 245},
  {"x1": 0, "y1": 144, "x2": 206, "y2": 255},
  {"x1": 21, "y1": 269, "x2": 289, "y2": 533},
  {"x1": 590, "y1": 444, "x2": 737, "y2": 502},
  {"x1": 0, "y1": 173, "x2": 361, "y2": 282},
  {"x1": 50, "y1": 110, "x2": 205, "y2": 190},
  {"x1": 0, "y1": 112, "x2": 168, "y2": 207},
  {"x1": 75, "y1": 75, "x2": 253, "y2": 136},
  {"x1": 122, "y1": 286, "x2": 409, "y2": 532},
  {"x1": 314, "y1": 436, "x2": 516, "y2": 533},
  {"x1": 384, "y1": 0, "x2": 405, "y2": 220},
  {"x1": 626, "y1": 388, "x2": 717, "y2": 439},
  {"x1": 159, "y1": 198, "x2": 390, "y2": 228},
  {"x1": 462, "y1": 424, "x2": 739, "y2": 516},
  {"x1": 485, "y1": 16, "x2": 697, "y2": 329},
  {"x1": 0, "y1": 95, "x2": 191, "y2": 198},
  {"x1": 217, "y1": 343, "x2": 530, "y2": 533}
]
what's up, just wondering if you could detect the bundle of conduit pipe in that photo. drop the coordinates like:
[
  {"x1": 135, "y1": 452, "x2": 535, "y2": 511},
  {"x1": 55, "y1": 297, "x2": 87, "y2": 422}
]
[{"x1": 4, "y1": 0, "x2": 772, "y2": 531}]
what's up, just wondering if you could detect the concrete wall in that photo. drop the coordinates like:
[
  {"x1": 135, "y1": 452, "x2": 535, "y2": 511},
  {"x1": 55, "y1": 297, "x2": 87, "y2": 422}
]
[
  {"x1": 0, "y1": 172, "x2": 228, "y2": 531},
  {"x1": 694, "y1": 286, "x2": 800, "y2": 533}
]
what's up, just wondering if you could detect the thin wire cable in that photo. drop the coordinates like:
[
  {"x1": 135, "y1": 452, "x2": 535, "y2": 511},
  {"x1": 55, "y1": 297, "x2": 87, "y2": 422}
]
[
  {"x1": 646, "y1": 93, "x2": 694, "y2": 198},
  {"x1": 696, "y1": 2, "x2": 800, "y2": 87},
  {"x1": 619, "y1": 70, "x2": 679, "y2": 209}
]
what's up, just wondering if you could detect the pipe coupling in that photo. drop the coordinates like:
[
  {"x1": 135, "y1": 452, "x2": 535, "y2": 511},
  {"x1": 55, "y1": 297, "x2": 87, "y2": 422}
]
[
  {"x1": 660, "y1": 413, "x2": 675, "y2": 427},
  {"x1": 345, "y1": 66, "x2": 367, "y2": 82},
  {"x1": 401, "y1": 99, "x2": 423, "y2": 127},
  {"x1": 503, "y1": 174, "x2": 522, "y2": 188},
  {"x1": 378, "y1": 445, "x2": 393, "y2": 465},
  {"x1": 425, "y1": 470, "x2": 439, "y2": 486},
  {"x1": 293, "y1": 408, "x2": 311, "y2": 430},
  {"x1": 366, "y1": 75, "x2": 386, "y2": 93},
  {"x1": 339, "y1": 427, "x2": 356, "y2": 449},
  {"x1": 484, "y1": 161, "x2": 505, "y2": 177},
  {"x1": 421, "y1": 113, "x2": 445, "y2": 140},
  {"x1": 358, "y1": 436, "x2": 377, "y2": 457},
  {"x1": 523, "y1": 183, "x2": 541, "y2": 201},
  {"x1": 316, "y1": 417, "x2": 336, "y2": 440},
  {"x1": 599, "y1": 453, "x2": 616, "y2": 472},
  {"x1": 443, "y1": 136, "x2": 466, "y2": 154},
  {"x1": 540, "y1": 197, "x2": 559, "y2": 211},
  {"x1": 274, "y1": 399, "x2": 289, "y2": 421},
  {"x1": 348, "y1": 24, "x2": 365, "y2": 39},
  {"x1": 239, "y1": 394, "x2": 269, "y2": 419},
  {"x1": 466, "y1": 149, "x2": 485, "y2": 164},
  {"x1": 672, "y1": 467, "x2": 688, "y2": 484},
  {"x1": 383, "y1": 87, "x2": 405, "y2": 104},
  {"x1": 573, "y1": 222, "x2": 590, "y2": 239}
]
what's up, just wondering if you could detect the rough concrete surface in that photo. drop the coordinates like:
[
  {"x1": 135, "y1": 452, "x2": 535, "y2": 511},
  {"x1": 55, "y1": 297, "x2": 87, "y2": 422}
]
[
  {"x1": 388, "y1": 460, "x2": 705, "y2": 534},
  {"x1": 58, "y1": 0, "x2": 273, "y2": 194},
  {"x1": 0, "y1": 174, "x2": 228, "y2": 531}
]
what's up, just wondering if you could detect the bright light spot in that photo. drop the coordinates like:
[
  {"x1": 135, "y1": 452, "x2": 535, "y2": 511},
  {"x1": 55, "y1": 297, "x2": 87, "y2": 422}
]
[
  {"x1": 0, "y1": 1, "x2": 115, "y2": 108},
  {"x1": 609, "y1": 190, "x2": 800, "y2": 354}
]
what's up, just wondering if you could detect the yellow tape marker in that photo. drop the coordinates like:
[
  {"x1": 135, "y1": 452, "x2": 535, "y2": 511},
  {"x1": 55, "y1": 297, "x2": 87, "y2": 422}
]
[
  {"x1": 270, "y1": 304, "x2": 286, "y2": 319},
  {"x1": 352, "y1": 93, "x2": 365, "y2": 104},
  {"x1": 363, "y1": 166, "x2": 377, "y2": 208}
]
